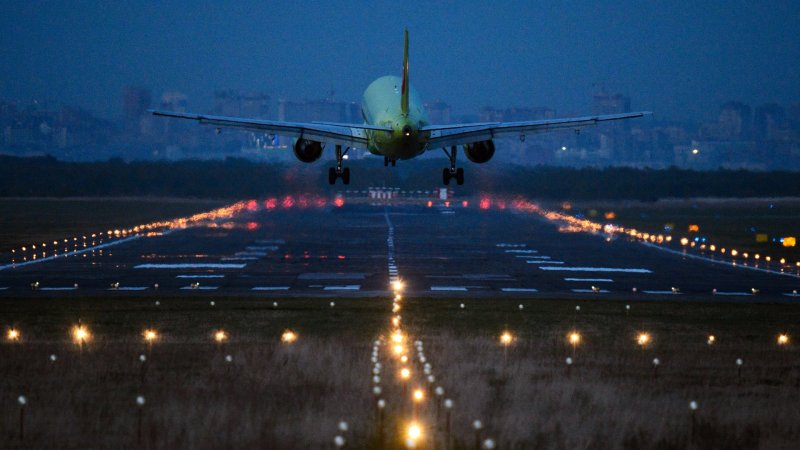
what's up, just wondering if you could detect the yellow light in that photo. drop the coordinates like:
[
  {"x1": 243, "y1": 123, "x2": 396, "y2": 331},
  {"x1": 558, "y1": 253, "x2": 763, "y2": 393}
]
[
  {"x1": 392, "y1": 332, "x2": 404, "y2": 344},
  {"x1": 707, "y1": 335, "x2": 715, "y2": 345},
  {"x1": 688, "y1": 224, "x2": 700, "y2": 232},
  {"x1": 413, "y1": 388, "x2": 425, "y2": 402},
  {"x1": 392, "y1": 316, "x2": 401, "y2": 327},
  {"x1": 72, "y1": 325, "x2": 91, "y2": 344},
  {"x1": 568, "y1": 332, "x2": 581, "y2": 345},
  {"x1": 407, "y1": 422, "x2": 422, "y2": 441},
  {"x1": 637, "y1": 332, "x2": 651, "y2": 347},
  {"x1": 392, "y1": 280, "x2": 404, "y2": 292},
  {"x1": 400, "y1": 367, "x2": 411, "y2": 380},
  {"x1": 281, "y1": 330, "x2": 298, "y2": 343},
  {"x1": 392, "y1": 303, "x2": 401, "y2": 313},
  {"x1": 710, "y1": 245, "x2": 716, "y2": 252},
  {"x1": 730, "y1": 249, "x2": 738, "y2": 257},
  {"x1": 214, "y1": 330, "x2": 227, "y2": 343},
  {"x1": 395, "y1": 294, "x2": 402, "y2": 301},
  {"x1": 500, "y1": 331, "x2": 513, "y2": 346},
  {"x1": 400, "y1": 355, "x2": 408, "y2": 363},
  {"x1": 393, "y1": 344, "x2": 405, "y2": 355},
  {"x1": 143, "y1": 329, "x2": 158, "y2": 342},
  {"x1": 7, "y1": 328, "x2": 20, "y2": 341},
  {"x1": 778, "y1": 334, "x2": 789, "y2": 345},
  {"x1": 783, "y1": 237, "x2": 796, "y2": 247},
  {"x1": 680, "y1": 237, "x2": 689, "y2": 246}
]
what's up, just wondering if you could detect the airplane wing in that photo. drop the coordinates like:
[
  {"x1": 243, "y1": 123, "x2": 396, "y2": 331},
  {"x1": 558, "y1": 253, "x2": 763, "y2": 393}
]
[
  {"x1": 148, "y1": 110, "x2": 392, "y2": 148},
  {"x1": 421, "y1": 111, "x2": 650, "y2": 149}
]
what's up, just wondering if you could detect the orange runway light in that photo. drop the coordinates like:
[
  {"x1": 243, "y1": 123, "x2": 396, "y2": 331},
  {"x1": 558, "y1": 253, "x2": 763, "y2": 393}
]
[
  {"x1": 143, "y1": 329, "x2": 158, "y2": 343},
  {"x1": 777, "y1": 334, "x2": 789, "y2": 346},
  {"x1": 281, "y1": 330, "x2": 298, "y2": 343},
  {"x1": 7, "y1": 328, "x2": 20, "y2": 342},
  {"x1": 214, "y1": 330, "x2": 228, "y2": 343},
  {"x1": 72, "y1": 325, "x2": 91, "y2": 344},
  {"x1": 637, "y1": 332, "x2": 651, "y2": 347},
  {"x1": 500, "y1": 331, "x2": 513, "y2": 346}
]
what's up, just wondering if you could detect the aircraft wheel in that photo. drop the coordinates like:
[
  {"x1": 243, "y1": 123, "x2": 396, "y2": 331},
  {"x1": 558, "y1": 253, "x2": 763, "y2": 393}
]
[
  {"x1": 391, "y1": 160, "x2": 396, "y2": 167},
  {"x1": 456, "y1": 168, "x2": 464, "y2": 185},
  {"x1": 342, "y1": 167, "x2": 351, "y2": 185},
  {"x1": 384, "y1": 157, "x2": 389, "y2": 167},
  {"x1": 328, "y1": 168, "x2": 337, "y2": 185},
  {"x1": 442, "y1": 168, "x2": 450, "y2": 185}
]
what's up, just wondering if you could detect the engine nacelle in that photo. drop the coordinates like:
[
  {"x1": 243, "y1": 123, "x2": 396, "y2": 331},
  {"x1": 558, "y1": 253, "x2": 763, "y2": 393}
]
[
  {"x1": 463, "y1": 140, "x2": 495, "y2": 164},
  {"x1": 293, "y1": 139, "x2": 324, "y2": 163}
]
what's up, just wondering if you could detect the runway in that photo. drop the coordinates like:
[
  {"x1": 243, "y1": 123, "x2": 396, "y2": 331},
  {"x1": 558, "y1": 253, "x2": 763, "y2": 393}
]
[{"x1": 1, "y1": 202, "x2": 799, "y2": 300}]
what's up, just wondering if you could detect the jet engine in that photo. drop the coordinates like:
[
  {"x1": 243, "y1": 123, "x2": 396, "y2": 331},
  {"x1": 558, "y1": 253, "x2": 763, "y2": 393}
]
[
  {"x1": 293, "y1": 139, "x2": 324, "y2": 163},
  {"x1": 463, "y1": 140, "x2": 495, "y2": 164}
]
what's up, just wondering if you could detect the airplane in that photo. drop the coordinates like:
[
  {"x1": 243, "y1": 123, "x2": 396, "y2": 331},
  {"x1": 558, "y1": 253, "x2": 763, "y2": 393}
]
[{"x1": 151, "y1": 30, "x2": 650, "y2": 185}]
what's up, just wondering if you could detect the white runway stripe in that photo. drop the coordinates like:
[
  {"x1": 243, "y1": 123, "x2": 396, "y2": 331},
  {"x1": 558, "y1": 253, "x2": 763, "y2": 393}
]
[
  {"x1": 564, "y1": 278, "x2": 614, "y2": 282},
  {"x1": 572, "y1": 288, "x2": 610, "y2": 293},
  {"x1": 176, "y1": 274, "x2": 225, "y2": 279},
  {"x1": 252, "y1": 286, "x2": 291, "y2": 291},
  {"x1": 323, "y1": 285, "x2": 361, "y2": 291},
  {"x1": 526, "y1": 260, "x2": 564, "y2": 264},
  {"x1": 714, "y1": 292, "x2": 753, "y2": 296},
  {"x1": 135, "y1": 263, "x2": 246, "y2": 269},
  {"x1": 501, "y1": 288, "x2": 538, "y2": 292},
  {"x1": 220, "y1": 257, "x2": 259, "y2": 261},
  {"x1": 39, "y1": 287, "x2": 78, "y2": 291},
  {"x1": 180, "y1": 286, "x2": 219, "y2": 290},
  {"x1": 642, "y1": 290, "x2": 681, "y2": 295},
  {"x1": 430, "y1": 286, "x2": 468, "y2": 291},
  {"x1": 504, "y1": 250, "x2": 538, "y2": 254},
  {"x1": 540, "y1": 267, "x2": 652, "y2": 273},
  {"x1": 516, "y1": 255, "x2": 551, "y2": 259},
  {"x1": 108, "y1": 287, "x2": 148, "y2": 291}
]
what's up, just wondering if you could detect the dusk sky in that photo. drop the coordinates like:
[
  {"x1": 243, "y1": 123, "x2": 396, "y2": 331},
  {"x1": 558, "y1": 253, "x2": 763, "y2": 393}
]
[{"x1": 2, "y1": 1, "x2": 798, "y2": 123}]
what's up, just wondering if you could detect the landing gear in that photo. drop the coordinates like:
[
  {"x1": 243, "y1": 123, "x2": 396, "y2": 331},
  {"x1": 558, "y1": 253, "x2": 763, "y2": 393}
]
[
  {"x1": 329, "y1": 145, "x2": 351, "y2": 185},
  {"x1": 384, "y1": 156, "x2": 396, "y2": 167},
  {"x1": 441, "y1": 146, "x2": 464, "y2": 185}
]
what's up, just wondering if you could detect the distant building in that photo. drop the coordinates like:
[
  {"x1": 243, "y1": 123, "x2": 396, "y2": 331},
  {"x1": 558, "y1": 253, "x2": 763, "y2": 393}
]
[
  {"x1": 591, "y1": 91, "x2": 632, "y2": 163},
  {"x1": 754, "y1": 103, "x2": 786, "y2": 141},
  {"x1": 423, "y1": 100, "x2": 451, "y2": 124},
  {"x1": 213, "y1": 90, "x2": 270, "y2": 118},
  {"x1": 278, "y1": 98, "x2": 348, "y2": 123},
  {"x1": 122, "y1": 87, "x2": 151, "y2": 123}
]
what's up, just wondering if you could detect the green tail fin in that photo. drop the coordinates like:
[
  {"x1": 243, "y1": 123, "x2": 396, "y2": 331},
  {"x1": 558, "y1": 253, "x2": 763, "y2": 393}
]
[{"x1": 401, "y1": 29, "x2": 409, "y2": 116}]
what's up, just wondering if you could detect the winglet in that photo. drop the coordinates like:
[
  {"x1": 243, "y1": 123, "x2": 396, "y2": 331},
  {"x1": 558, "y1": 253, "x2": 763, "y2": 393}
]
[{"x1": 401, "y1": 29, "x2": 409, "y2": 116}]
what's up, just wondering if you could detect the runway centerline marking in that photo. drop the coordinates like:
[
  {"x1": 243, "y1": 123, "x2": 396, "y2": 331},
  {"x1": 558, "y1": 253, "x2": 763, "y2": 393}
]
[
  {"x1": 526, "y1": 260, "x2": 564, "y2": 264},
  {"x1": 714, "y1": 291, "x2": 754, "y2": 296},
  {"x1": 504, "y1": 249, "x2": 538, "y2": 254},
  {"x1": 108, "y1": 286, "x2": 148, "y2": 291},
  {"x1": 501, "y1": 288, "x2": 538, "y2": 293},
  {"x1": 516, "y1": 255, "x2": 551, "y2": 259},
  {"x1": 39, "y1": 287, "x2": 78, "y2": 291},
  {"x1": 540, "y1": 267, "x2": 652, "y2": 273},
  {"x1": 572, "y1": 288, "x2": 610, "y2": 293},
  {"x1": 135, "y1": 263, "x2": 246, "y2": 269},
  {"x1": 180, "y1": 285, "x2": 219, "y2": 290},
  {"x1": 252, "y1": 286, "x2": 291, "y2": 291},
  {"x1": 642, "y1": 290, "x2": 682, "y2": 295},
  {"x1": 564, "y1": 277, "x2": 614, "y2": 282}
]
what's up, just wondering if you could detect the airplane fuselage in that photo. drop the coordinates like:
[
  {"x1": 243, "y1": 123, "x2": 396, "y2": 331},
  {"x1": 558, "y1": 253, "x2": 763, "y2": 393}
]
[{"x1": 361, "y1": 76, "x2": 430, "y2": 160}]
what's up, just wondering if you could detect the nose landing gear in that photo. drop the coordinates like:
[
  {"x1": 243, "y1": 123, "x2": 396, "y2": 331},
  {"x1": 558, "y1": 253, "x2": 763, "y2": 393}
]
[
  {"x1": 329, "y1": 145, "x2": 351, "y2": 185},
  {"x1": 383, "y1": 156, "x2": 396, "y2": 167},
  {"x1": 442, "y1": 146, "x2": 464, "y2": 185}
]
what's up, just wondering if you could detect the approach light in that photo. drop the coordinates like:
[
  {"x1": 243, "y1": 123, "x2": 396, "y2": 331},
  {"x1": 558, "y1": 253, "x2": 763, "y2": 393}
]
[
  {"x1": 778, "y1": 334, "x2": 789, "y2": 345},
  {"x1": 281, "y1": 330, "x2": 298, "y2": 343},
  {"x1": 214, "y1": 330, "x2": 228, "y2": 343},
  {"x1": 7, "y1": 328, "x2": 20, "y2": 341},
  {"x1": 568, "y1": 332, "x2": 581, "y2": 346},
  {"x1": 637, "y1": 332, "x2": 651, "y2": 347},
  {"x1": 707, "y1": 335, "x2": 716, "y2": 345},
  {"x1": 500, "y1": 331, "x2": 513, "y2": 346},
  {"x1": 400, "y1": 367, "x2": 411, "y2": 380},
  {"x1": 143, "y1": 329, "x2": 158, "y2": 343},
  {"x1": 407, "y1": 422, "x2": 422, "y2": 441},
  {"x1": 72, "y1": 325, "x2": 91, "y2": 344},
  {"x1": 392, "y1": 331, "x2": 404, "y2": 344},
  {"x1": 392, "y1": 280, "x2": 404, "y2": 292},
  {"x1": 413, "y1": 388, "x2": 425, "y2": 402}
]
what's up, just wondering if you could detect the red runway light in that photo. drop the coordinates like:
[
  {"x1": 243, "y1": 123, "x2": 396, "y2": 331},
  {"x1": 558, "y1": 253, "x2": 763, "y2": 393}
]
[
  {"x1": 334, "y1": 197, "x2": 345, "y2": 207},
  {"x1": 315, "y1": 197, "x2": 327, "y2": 208},
  {"x1": 246, "y1": 222, "x2": 259, "y2": 230},
  {"x1": 427, "y1": 201, "x2": 433, "y2": 207},
  {"x1": 246, "y1": 200, "x2": 258, "y2": 211},
  {"x1": 479, "y1": 198, "x2": 490, "y2": 210},
  {"x1": 337, "y1": 255, "x2": 346, "y2": 260},
  {"x1": 462, "y1": 200, "x2": 469, "y2": 207},
  {"x1": 265, "y1": 198, "x2": 277, "y2": 209},
  {"x1": 282, "y1": 196, "x2": 295, "y2": 208}
]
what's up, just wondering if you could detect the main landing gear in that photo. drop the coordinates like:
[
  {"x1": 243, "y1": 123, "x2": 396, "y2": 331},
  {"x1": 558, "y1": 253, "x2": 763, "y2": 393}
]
[
  {"x1": 329, "y1": 145, "x2": 351, "y2": 185},
  {"x1": 383, "y1": 156, "x2": 396, "y2": 167},
  {"x1": 442, "y1": 145, "x2": 464, "y2": 185}
]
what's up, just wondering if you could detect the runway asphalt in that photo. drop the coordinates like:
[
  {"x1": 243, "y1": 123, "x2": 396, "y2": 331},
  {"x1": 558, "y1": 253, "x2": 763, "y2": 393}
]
[{"x1": 1, "y1": 202, "x2": 799, "y2": 301}]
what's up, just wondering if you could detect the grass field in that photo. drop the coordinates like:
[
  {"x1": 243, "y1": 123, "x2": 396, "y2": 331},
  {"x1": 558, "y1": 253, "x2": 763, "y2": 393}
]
[
  {"x1": 0, "y1": 198, "x2": 229, "y2": 254},
  {"x1": 1, "y1": 296, "x2": 799, "y2": 449},
  {"x1": 553, "y1": 198, "x2": 800, "y2": 263}
]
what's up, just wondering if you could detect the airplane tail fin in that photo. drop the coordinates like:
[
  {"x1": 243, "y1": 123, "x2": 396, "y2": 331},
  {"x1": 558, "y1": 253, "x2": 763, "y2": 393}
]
[{"x1": 401, "y1": 29, "x2": 409, "y2": 116}]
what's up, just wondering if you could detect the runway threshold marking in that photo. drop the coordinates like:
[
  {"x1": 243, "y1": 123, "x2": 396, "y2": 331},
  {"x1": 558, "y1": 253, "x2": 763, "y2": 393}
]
[
  {"x1": 572, "y1": 288, "x2": 610, "y2": 293},
  {"x1": 176, "y1": 274, "x2": 225, "y2": 279},
  {"x1": 252, "y1": 286, "x2": 291, "y2": 291},
  {"x1": 135, "y1": 263, "x2": 246, "y2": 269},
  {"x1": 501, "y1": 288, "x2": 538, "y2": 293},
  {"x1": 540, "y1": 267, "x2": 652, "y2": 273},
  {"x1": 431, "y1": 286, "x2": 468, "y2": 291},
  {"x1": 564, "y1": 278, "x2": 614, "y2": 282},
  {"x1": 323, "y1": 285, "x2": 361, "y2": 291}
]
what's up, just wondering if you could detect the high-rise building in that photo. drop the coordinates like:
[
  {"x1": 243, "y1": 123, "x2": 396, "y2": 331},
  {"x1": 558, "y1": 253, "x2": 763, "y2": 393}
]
[
  {"x1": 754, "y1": 103, "x2": 786, "y2": 141},
  {"x1": 122, "y1": 87, "x2": 151, "y2": 133},
  {"x1": 424, "y1": 100, "x2": 451, "y2": 124},
  {"x1": 278, "y1": 99, "x2": 347, "y2": 123},
  {"x1": 213, "y1": 90, "x2": 270, "y2": 118}
]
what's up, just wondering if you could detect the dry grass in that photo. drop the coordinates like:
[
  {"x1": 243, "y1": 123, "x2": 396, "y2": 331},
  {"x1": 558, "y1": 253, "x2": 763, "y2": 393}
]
[{"x1": 1, "y1": 296, "x2": 799, "y2": 449}]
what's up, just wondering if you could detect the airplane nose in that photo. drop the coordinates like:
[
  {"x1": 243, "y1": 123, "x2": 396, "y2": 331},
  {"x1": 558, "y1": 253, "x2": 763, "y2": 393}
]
[{"x1": 402, "y1": 125, "x2": 413, "y2": 137}]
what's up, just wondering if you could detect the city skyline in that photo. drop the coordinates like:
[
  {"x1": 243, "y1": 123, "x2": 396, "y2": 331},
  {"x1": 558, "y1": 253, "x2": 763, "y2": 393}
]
[{"x1": 2, "y1": 1, "x2": 799, "y2": 123}]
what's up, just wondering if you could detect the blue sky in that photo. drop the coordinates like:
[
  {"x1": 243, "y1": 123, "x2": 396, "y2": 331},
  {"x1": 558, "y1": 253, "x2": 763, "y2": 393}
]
[{"x1": 2, "y1": 1, "x2": 798, "y2": 122}]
